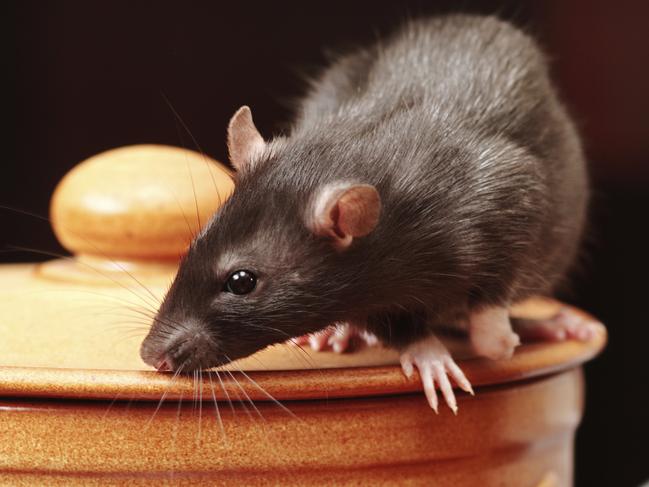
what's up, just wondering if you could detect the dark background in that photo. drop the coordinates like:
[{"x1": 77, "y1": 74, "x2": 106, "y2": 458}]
[{"x1": 5, "y1": 1, "x2": 648, "y2": 485}]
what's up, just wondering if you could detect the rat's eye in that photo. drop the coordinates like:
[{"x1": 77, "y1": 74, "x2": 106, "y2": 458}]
[{"x1": 224, "y1": 270, "x2": 257, "y2": 295}]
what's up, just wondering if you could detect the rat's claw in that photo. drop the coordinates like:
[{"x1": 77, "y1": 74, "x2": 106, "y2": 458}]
[
  {"x1": 400, "y1": 354, "x2": 414, "y2": 378},
  {"x1": 444, "y1": 358, "x2": 474, "y2": 395},
  {"x1": 360, "y1": 330, "x2": 379, "y2": 347},
  {"x1": 433, "y1": 362, "x2": 457, "y2": 414},
  {"x1": 419, "y1": 364, "x2": 439, "y2": 413},
  {"x1": 400, "y1": 334, "x2": 472, "y2": 414}
]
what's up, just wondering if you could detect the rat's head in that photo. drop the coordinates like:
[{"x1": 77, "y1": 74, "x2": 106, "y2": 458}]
[{"x1": 140, "y1": 106, "x2": 381, "y2": 372}]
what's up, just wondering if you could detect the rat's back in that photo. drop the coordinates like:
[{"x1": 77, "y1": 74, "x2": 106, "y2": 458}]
[
  {"x1": 300, "y1": 15, "x2": 571, "y2": 159},
  {"x1": 294, "y1": 14, "x2": 588, "y2": 300}
]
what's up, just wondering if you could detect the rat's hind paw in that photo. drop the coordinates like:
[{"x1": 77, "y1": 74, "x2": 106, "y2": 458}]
[
  {"x1": 400, "y1": 334, "x2": 474, "y2": 414},
  {"x1": 513, "y1": 308, "x2": 604, "y2": 342},
  {"x1": 469, "y1": 306, "x2": 520, "y2": 360},
  {"x1": 291, "y1": 323, "x2": 378, "y2": 353}
]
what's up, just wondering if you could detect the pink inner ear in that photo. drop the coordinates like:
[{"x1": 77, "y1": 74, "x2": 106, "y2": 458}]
[
  {"x1": 310, "y1": 183, "x2": 381, "y2": 248},
  {"x1": 336, "y1": 187, "x2": 380, "y2": 237},
  {"x1": 329, "y1": 205, "x2": 347, "y2": 240},
  {"x1": 227, "y1": 106, "x2": 266, "y2": 172}
]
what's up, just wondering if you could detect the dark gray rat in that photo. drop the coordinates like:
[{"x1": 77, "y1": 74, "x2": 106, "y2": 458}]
[{"x1": 140, "y1": 14, "x2": 602, "y2": 413}]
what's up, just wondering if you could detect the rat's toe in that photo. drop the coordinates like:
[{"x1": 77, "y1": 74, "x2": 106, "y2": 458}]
[
  {"x1": 308, "y1": 331, "x2": 331, "y2": 351},
  {"x1": 292, "y1": 323, "x2": 377, "y2": 353},
  {"x1": 328, "y1": 323, "x2": 355, "y2": 353},
  {"x1": 412, "y1": 361, "x2": 461, "y2": 414},
  {"x1": 469, "y1": 305, "x2": 520, "y2": 361},
  {"x1": 471, "y1": 330, "x2": 520, "y2": 360},
  {"x1": 419, "y1": 365, "x2": 440, "y2": 413},
  {"x1": 400, "y1": 334, "x2": 472, "y2": 414},
  {"x1": 291, "y1": 335, "x2": 310, "y2": 346},
  {"x1": 432, "y1": 362, "x2": 457, "y2": 414},
  {"x1": 400, "y1": 354, "x2": 415, "y2": 378},
  {"x1": 513, "y1": 308, "x2": 604, "y2": 343},
  {"x1": 444, "y1": 356, "x2": 474, "y2": 396}
]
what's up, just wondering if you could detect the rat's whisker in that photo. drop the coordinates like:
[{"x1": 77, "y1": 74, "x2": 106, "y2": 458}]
[
  {"x1": 163, "y1": 95, "x2": 201, "y2": 234},
  {"x1": 213, "y1": 369, "x2": 235, "y2": 417},
  {"x1": 31, "y1": 288, "x2": 157, "y2": 314},
  {"x1": 145, "y1": 386, "x2": 171, "y2": 430},
  {"x1": 242, "y1": 323, "x2": 292, "y2": 340},
  {"x1": 243, "y1": 353, "x2": 271, "y2": 371},
  {"x1": 122, "y1": 305, "x2": 158, "y2": 319},
  {"x1": 0, "y1": 205, "x2": 162, "y2": 308},
  {"x1": 172, "y1": 391, "x2": 184, "y2": 453},
  {"x1": 160, "y1": 91, "x2": 227, "y2": 210},
  {"x1": 101, "y1": 391, "x2": 122, "y2": 420},
  {"x1": 108, "y1": 332, "x2": 148, "y2": 347},
  {"x1": 223, "y1": 369, "x2": 256, "y2": 420},
  {"x1": 207, "y1": 370, "x2": 226, "y2": 442},
  {"x1": 195, "y1": 369, "x2": 203, "y2": 446},
  {"x1": 286, "y1": 340, "x2": 320, "y2": 370},
  {"x1": 121, "y1": 391, "x2": 137, "y2": 416},
  {"x1": 237, "y1": 324, "x2": 320, "y2": 370},
  {"x1": 185, "y1": 148, "x2": 202, "y2": 230},
  {"x1": 87, "y1": 308, "x2": 154, "y2": 323},
  {"x1": 236, "y1": 368, "x2": 298, "y2": 420},
  {"x1": 173, "y1": 188, "x2": 197, "y2": 241},
  {"x1": 103, "y1": 326, "x2": 150, "y2": 335},
  {"x1": 191, "y1": 370, "x2": 197, "y2": 416},
  {"x1": 224, "y1": 359, "x2": 265, "y2": 422},
  {"x1": 145, "y1": 362, "x2": 186, "y2": 429},
  {"x1": 94, "y1": 308, "x2": 154, "y2": 322},
  {"x1": 102, "y1": 322, "x2": 153, "y2": 332},
  {"x1": 4, "y1": 246, "x2": 160, "y2": 313}
]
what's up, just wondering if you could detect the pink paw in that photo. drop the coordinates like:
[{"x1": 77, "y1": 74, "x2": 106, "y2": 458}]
[
  {"x1": 471, "y1": 329, "x2": 520, "y2": 360},
  {"x1": 469, "y1": 306, "x2": 520, "y2": 361},
  {"x1": 514, "y1": 308, "x2": 604, "y2": 342},
  {"x1": 400, "y1": 335, "x2": 474, "y2": 414},
  {"x1": 291, "y1": 323, "x2": 378, "y2": 353}
]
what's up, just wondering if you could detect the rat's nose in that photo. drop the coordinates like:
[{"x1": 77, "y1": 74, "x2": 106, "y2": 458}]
[
  {"x1": 140, "y1": 321, "x2": 219, "y2": 373},
  {"x1": 155, "y1": 357, "x2": 172, "y2": 372}
]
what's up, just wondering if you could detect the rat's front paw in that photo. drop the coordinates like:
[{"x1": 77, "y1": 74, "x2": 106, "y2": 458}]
[
  {"x1": 400, "y1": 334, "x2": 474, "y2": 414},
  {"x1": 292, "y1": 323, "x2": 377, "y2": 353}
]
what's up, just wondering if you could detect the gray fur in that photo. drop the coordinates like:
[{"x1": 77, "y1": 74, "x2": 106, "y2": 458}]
[{"x1": 140, "y1": 15, "x2": 588, "y2": 369}]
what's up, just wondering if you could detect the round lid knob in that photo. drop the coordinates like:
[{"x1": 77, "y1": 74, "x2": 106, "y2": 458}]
[{"x1": 50, "y1": 144, "x2": 234, "y2": 262}]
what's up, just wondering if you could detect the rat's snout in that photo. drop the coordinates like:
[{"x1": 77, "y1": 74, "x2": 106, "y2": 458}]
[{"x1": 140, "y1": 319, "x2": 220, "y2": 373}]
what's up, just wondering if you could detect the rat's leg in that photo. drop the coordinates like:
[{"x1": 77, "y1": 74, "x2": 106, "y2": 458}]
[
  {"x1": 400, "y1": 333, "x2": 474, "y2": 414},
  {"x1": 469, "y1": 305, "x2": 520, "y2": 360},
  {"x1": 292, "y1": 322, "x2": 378, "y2": 353},
  {"x1": 512, "y1": 307, "x2": 603, "y2": 342}
]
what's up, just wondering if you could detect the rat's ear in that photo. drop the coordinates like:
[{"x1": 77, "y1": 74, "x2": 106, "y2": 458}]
[
  {"x1": 308, "y1": 183, "x2": 381, "y2": 250},
  {"x1": 227, "y1": 106, "x2": 267, "y2": 173}
]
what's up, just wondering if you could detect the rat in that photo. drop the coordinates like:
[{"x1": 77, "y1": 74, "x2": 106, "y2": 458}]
[{"x1": 140, "y1": 14, "x2": 602, "y2": 413}]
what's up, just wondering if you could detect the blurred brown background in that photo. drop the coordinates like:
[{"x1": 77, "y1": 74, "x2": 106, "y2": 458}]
[{"x1": 4, "y1": 1, "x2": 648, "y2": 485}]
